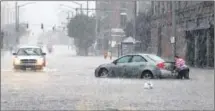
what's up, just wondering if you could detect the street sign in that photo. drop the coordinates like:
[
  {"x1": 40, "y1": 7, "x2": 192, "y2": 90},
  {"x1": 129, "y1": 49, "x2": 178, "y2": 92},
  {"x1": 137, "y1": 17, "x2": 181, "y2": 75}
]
[{"x1": 170, "y1": 36, "x2": 175, "y2": 44}]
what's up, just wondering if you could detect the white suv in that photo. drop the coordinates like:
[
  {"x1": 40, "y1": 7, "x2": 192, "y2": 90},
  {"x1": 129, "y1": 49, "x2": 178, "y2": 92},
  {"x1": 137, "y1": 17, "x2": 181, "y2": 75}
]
[{"x1": 12, "y1": 45, "x2": 46, "y2": 70}]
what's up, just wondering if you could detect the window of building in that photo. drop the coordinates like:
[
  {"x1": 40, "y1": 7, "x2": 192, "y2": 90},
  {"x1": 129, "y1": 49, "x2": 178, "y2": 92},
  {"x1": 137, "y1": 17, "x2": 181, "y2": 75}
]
[
  {"x1": 164, "y1": 1, "x2": 167, "y2": 13},
  {"x1": 161, "y1": 1, "x2": 164, "y2": 14},
  {"x1": 167, "y1": 1, "x2": 171, "y2": 11},
  {"x1": 157, "y1": 1, "x2": 160, "y2": 15},
  {"x1": 121, "y1": 2, "x2": 127, "y2": 9},
  {"x1": 178, "y1": 1, "x2": 181, "y2": 9}
]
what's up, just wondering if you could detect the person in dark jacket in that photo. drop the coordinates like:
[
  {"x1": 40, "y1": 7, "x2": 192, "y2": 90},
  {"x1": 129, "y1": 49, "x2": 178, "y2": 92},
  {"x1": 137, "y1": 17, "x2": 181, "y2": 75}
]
[{"x1": 174, "y1": 55, "x2": 190, "y2": 79}]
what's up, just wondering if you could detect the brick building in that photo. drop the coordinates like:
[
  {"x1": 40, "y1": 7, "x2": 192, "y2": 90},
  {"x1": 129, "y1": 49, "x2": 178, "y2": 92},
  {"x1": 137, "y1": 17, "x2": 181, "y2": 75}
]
[{"x1": 150, "y1": 1, "x2": 214, "y2": 67}]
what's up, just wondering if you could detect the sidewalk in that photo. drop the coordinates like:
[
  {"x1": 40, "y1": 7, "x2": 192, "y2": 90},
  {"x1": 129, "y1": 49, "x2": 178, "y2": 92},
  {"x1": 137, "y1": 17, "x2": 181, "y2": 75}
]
[{"x1": 190, "y1": 67, "x2": 214, "y2": 71}]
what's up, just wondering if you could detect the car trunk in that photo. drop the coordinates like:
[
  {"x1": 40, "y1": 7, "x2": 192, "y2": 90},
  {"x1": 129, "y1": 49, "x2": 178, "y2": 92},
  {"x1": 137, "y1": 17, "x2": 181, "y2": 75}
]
[{"x1": 145, "y1": 54, "x2": 175, "y2": 72}]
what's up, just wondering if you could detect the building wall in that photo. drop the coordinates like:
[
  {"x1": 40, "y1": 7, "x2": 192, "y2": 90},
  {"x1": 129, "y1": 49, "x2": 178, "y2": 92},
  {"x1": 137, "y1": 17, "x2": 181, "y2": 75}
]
[
  {"x1": 150, "y1": 1, "x2": 214, "y2": 57},
  {"x1": 96, "y1": 1, "x2": 135, "y2": 52},
  {"x1": 150, "y1": 1, "x2": 214, "y2": 67},
  {"x1": 96, "y1": 1, "x2": 135, "y2": 32},
  {"x1": 137, "y1": 1, "x2": 151, "y2": 14},
  {"x1": 1, "y1": 2, "x2": 24, "y2": 48},
  {"x1": 1, "y1": 1, "x2": 15, "y2": 28}
]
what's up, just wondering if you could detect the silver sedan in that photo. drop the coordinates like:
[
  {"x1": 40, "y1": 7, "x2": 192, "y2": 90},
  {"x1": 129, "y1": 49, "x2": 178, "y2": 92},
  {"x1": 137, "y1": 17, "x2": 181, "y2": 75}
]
[{"x1": 95, "y1": 53, "x2": 176, "y2": 79}]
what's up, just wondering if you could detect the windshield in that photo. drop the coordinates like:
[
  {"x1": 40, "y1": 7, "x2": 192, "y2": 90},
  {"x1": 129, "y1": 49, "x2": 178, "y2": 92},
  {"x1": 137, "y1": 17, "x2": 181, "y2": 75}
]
[
  {"x1": 145, "y1": 54, "x2": 165, "y2": 62},
  {"x1": 17, "y1": 48, "x2": 42, "y2": 56}
]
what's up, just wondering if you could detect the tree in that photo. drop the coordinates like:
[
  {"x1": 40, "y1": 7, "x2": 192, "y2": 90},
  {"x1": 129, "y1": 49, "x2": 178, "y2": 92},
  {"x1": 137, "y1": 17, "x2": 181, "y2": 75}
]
[{"x1": 67, "y1": 14, "x2": 96, "y2": 56}]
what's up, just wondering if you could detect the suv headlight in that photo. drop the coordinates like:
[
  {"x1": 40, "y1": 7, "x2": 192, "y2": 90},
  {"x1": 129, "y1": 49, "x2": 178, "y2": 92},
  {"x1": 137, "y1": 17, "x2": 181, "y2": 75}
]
[
  {"x1": 14, "y1": 58, "x2": 20, "y2": 65},
  {"x1": 37, "y1": 58, "x2": 44, "y2": 65}
]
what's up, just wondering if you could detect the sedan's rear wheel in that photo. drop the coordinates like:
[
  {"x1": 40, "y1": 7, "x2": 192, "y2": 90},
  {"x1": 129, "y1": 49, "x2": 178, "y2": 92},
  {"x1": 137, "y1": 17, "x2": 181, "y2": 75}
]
[
  {"x1": 141, "y1": 71, "x2": 153, "y2": 79},
  {"x1": 99, "y1": 68, "x2": 108, "y2": 77}
]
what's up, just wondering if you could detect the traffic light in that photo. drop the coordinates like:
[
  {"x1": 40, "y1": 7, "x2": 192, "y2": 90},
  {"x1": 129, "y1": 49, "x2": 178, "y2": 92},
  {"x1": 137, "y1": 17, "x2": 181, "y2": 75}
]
[
  {"x1": 41, "y1": 23, "x2": 44, "y2": 29},
  {"x1": 26, "y1": 23, "x2": 29, "y2": 28},
  {"x1": 52, "y1": 26, "x2": 55, "y2": 31}
]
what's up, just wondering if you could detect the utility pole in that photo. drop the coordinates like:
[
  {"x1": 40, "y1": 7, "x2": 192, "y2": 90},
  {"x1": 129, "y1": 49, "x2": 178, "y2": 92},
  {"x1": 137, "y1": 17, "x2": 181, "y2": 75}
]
[
  {"x1": 87, "y1": 0, "x2": 89, "y2": 16},
  {"x1": 172, "y1": 1, "x2": 176, "y2": 59},
  {"x1": 75, "y1": 8, "x2": 78, "y2": 15},
  {"x1": 133, "y1": 0, "x2": 137, "y2": 40},
  {"x1": 95, "y1": 0, "x2": 98, "y2": 55},
  {"x1": 80, "y1": 5, "x2": 83, "y2": 14},
  {"x1": 15, "y1": 1, "x2": 19, "y2": 45}
]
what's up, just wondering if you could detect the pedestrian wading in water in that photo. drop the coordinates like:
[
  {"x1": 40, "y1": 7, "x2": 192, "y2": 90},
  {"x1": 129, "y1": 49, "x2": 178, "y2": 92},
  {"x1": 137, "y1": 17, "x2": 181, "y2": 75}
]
[{"x1": 174, "y1": 55, "x2": 190, "y2": 79}]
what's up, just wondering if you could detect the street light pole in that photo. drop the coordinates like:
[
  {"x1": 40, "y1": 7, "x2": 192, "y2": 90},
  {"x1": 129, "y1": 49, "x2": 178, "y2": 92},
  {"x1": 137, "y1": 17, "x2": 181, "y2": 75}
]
[
  {"x1": 15, "y1": 1, "x2": 19, "y2": 44},
  {"x1": 87, "y1": 0, "x2": 89, "y2": 16},
  {"x1": 15, "y1": 1, "x2": 37, "y2": 45},
  {"x1": 133, "y1": 0, "x2": 137, "y2": 40}
]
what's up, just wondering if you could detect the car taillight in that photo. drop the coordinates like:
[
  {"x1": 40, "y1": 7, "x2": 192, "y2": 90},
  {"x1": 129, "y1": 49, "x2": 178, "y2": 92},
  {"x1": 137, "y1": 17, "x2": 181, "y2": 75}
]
[{"x1": 156, "y1": 62, "x2": 165, "y2": 69}]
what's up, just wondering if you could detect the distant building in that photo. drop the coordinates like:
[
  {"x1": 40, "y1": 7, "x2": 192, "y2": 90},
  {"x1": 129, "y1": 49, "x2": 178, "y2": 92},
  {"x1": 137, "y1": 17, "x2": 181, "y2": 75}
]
[
  {"x1": 1, "y1": 1, "x2": 16, "y2": 28},
  {"x1": 1, "y1": 1, "x2": 27, "y2": 48}
]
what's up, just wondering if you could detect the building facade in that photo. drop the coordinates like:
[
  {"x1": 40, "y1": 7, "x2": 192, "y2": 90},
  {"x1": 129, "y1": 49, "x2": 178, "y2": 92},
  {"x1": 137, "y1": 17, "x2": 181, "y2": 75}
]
[
  {"x1": 150, "y1": 1, "x2": 214, "y2": 67},
  {"x1": 1, "y1": 1, "x2": 16, "y2": 28},
  {"x1": 137, "y1": 1, "x2": 151, "y2": 14},
  {"x1": 1, "y1": 1, "x2": 24, "y2": 49},
  {"x1": 95, "y1": 1, "x2": 135, "y2": 53}
]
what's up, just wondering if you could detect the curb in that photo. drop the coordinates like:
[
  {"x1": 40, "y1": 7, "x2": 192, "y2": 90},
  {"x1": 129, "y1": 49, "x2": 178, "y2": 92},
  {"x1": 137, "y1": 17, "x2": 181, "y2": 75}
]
[{"x1": 190, "y1": 67, "x2": 214, "y2": 70}]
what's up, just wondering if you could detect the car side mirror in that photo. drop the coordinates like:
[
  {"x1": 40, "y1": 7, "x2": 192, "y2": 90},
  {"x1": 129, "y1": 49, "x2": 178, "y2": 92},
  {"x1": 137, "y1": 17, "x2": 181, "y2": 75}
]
[
  {"x1": 12, "y1": 53, "x2": 17, "y2": 55},
  {"x1": 42, "y1": 53, "x2": 46, "y2": 55},
  {"x1": 113, "y1": 60, "x2": 117, "y2": 65}
]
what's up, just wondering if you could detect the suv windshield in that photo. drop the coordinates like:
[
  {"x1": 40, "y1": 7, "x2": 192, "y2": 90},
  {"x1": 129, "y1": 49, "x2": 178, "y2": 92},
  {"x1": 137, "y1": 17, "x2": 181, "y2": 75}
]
[{"x1": 17, "y1": 48, "x2": 42, "y2": 56}]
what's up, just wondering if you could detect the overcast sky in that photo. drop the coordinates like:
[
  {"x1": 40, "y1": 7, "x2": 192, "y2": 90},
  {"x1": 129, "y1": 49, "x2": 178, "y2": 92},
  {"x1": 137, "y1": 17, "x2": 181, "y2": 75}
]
[{"x1": 17, "y1": 1, "x2": 95, "y2": 33}]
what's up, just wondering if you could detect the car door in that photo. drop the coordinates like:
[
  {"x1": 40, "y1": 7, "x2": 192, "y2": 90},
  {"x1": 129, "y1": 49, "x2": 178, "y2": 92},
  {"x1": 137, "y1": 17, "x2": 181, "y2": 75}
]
[
  {"x1": 126, "y1": 55, "x2": 148, "y2": 77},
  {"x1": 113, "y1": 55, "x2": 132, "y2": 77}
]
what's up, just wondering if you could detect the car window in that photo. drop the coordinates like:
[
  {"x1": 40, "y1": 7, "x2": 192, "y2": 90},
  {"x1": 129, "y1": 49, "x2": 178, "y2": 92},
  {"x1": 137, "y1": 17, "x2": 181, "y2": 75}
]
[
  {"x1": 145, "y1": 54, "x2": 165, "y2": 62},
  {"x1": 116, "y1": 56, "x2": 132, "y2": 64},
  {"x1": 131, "y1": 55, "x2": 147, "y2": 62},
  {"x1": 17, "y1": 48, "x2": 42, "y2": 56}
]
